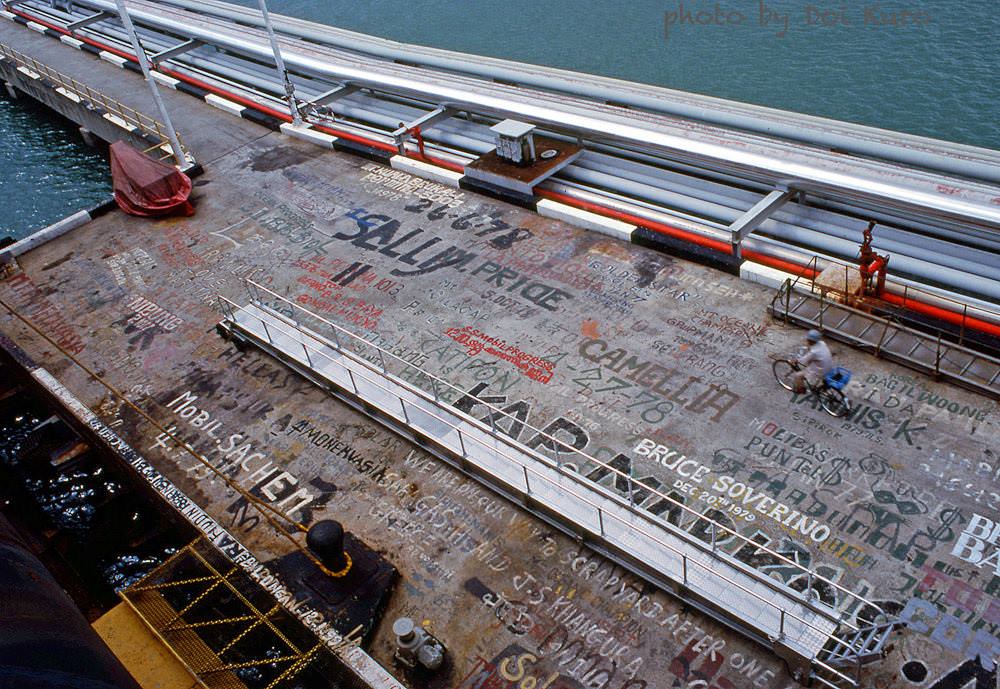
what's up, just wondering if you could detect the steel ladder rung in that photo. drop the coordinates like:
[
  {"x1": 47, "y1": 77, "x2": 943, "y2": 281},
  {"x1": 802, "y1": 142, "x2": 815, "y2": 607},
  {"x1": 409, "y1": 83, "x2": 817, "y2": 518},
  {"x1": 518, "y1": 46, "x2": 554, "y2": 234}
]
[
  {"x1": 848, "y1": 631, "x2": 867, "y2": 653},
  {"x1": 854, "y1": 319, "x2": 879, "y2": 341},
  {"x1": 831, "y1": 311, "x2": 855, "y2": 330},
  {"x1": 862, "y1": 625, "x2": 883, "y2": 650},
  {"x1": 957, "y1": 353, "x2": 979, "y2": 376},
  {"x1": 801, "y1": 301, "x2": 835, "y2": 330},
  {"x1": 906, "y1": 339, "x2": 924, "y2": 356},
  {"x1": 787, "y1": 295, "x2": 809, "y2": 314},
  {"x1": 879, "y1": 328, "x2": 900, "y2": 350},
  {"x1": 825, "y1": 639, "x2": 846, "y2": 656},
  {"x1": 776, "y1": 294, "x2": 808, "y2": 320},
  {"x1": 823, "y1": 641, "x2": 851, "y2": 663}
]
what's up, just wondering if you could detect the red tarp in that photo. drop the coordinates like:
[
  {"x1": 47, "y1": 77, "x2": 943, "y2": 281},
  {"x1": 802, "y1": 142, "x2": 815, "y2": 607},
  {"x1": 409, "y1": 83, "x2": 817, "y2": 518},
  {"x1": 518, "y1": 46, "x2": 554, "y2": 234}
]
[{"x1": 110, "y1": 141, "x2": 194, "y2": 217}]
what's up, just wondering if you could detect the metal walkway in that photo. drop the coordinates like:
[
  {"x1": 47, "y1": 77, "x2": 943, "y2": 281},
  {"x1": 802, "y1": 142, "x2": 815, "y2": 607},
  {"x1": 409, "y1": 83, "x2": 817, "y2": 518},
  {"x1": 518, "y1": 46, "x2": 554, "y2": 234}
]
[
  {"x1": 770, "y1": 280, "x2": 1000, "y2": 400},
  {"x1": 217, "y1": 280, "x2": 891, "y2": 688}
]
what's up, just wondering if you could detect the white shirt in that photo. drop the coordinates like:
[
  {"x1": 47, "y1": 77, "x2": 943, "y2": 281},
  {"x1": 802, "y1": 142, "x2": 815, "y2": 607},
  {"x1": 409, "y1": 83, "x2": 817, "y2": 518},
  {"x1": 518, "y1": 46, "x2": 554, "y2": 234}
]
[{"x1": 800, "y1": 341, "x2": 834, "y2": 382}]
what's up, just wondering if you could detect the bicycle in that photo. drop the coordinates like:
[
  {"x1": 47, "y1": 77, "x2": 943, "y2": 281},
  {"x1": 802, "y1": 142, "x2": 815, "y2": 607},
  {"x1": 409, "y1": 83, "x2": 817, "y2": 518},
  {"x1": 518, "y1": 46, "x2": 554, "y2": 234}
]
[{"x1": 771, "y1": 350, "x2": 853, "y2": 417}]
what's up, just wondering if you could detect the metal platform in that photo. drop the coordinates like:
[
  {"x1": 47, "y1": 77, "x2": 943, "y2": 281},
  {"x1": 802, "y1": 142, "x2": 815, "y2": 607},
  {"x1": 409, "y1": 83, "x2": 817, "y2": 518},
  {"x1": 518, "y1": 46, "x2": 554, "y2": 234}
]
[
  {"x1": 216, "y1": 280, "x2": 890, "y2": 688},
  {"x1": 770, "y1": 280, "x2": 1000, "y2": 400},
  {"x1": 120, "y1": 537, "x2": 357, "y2": 689}
]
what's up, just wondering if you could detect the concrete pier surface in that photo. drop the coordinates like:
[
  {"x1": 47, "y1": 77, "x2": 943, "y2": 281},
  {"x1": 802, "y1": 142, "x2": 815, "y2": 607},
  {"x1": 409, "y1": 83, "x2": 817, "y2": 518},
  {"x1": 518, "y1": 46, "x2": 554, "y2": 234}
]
[{"x1": 1, "y1": 16, "x2": 999, "y2": 689}]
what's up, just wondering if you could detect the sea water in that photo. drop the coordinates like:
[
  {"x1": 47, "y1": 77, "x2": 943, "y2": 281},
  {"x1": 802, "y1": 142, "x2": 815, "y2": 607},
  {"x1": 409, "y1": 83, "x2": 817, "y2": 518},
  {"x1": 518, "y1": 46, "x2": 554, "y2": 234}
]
[{"x1": 3, "y1": 0, "x2": 998, "y2": 240}]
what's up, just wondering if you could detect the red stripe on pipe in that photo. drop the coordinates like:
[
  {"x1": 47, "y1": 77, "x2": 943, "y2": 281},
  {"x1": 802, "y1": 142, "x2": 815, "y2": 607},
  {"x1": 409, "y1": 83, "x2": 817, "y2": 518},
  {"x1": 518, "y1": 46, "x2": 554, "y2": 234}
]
[
  {"x1": 11, "y1": 8, "x2": 464, "y2": 169},
  {"x1": 15, "y1": 7, "x2": 998, "y2": 340},
  {"x1": 158, "y1": 55, "x2": 465, "y2": 170},
  {"x1": 880, "y1": 291, "x2": 1000, "y2": 339},
  {"x1": 540, "y1": 188, "x2": 821, "y2": 280},
  {"x1": 159, "y1": 59, "x2": 464, "y2": 168},
  {"x1": 537, "y1": 188, "x2": 733, "y2": 254},
  {"x1": 409, "y1": 154, "x2": 465, "y2": 173},
  {"x1": 741, "y1": 250, "x2": 818, "y2": 280},
  {"x1": 537, "y1": 188, "x2": 1000, "y2": 339},
  {"x1": 159, "y1": 67, "x2": 290, "y2": 119},
  {"x1": 12, "y1": 10, "x2": 130, "y2": 62}
]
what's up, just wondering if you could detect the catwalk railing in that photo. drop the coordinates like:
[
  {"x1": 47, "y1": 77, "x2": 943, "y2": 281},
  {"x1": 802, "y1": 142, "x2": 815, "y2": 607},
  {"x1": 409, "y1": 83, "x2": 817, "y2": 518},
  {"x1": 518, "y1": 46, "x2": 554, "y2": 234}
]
[
  {"x1": 0, "y1": 41, "x2": 188, "y2": 158},
  {"x1": 217, "y1": 278, "x2": 891, "y2": 685}
]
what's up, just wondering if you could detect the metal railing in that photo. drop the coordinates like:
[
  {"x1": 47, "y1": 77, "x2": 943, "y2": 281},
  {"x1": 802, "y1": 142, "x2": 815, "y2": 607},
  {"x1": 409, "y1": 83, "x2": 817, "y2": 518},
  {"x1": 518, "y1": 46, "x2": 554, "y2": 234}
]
[
  {"x1": 775, "y1": 256, "x2": 1000, "y2": 394},
  {"x1": 789, "y1": 254, "x2": 999, "y2": 347},
  {"x1": 0, "y1": 41, "x2": 189, "y2": 159},
  {"x1": 217, "y1": 278, "x2": 884, "y2": 683}
]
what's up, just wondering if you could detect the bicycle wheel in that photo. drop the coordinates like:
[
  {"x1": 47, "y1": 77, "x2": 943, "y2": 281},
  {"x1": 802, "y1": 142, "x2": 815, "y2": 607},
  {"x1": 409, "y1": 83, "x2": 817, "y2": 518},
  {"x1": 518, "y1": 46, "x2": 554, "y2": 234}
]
[
  {"x1": 820, "y1": 388, "x2": 851, "y2": 417},
  {"x1": 772, "y1": 359, "x2": 797, "y2": 391}
]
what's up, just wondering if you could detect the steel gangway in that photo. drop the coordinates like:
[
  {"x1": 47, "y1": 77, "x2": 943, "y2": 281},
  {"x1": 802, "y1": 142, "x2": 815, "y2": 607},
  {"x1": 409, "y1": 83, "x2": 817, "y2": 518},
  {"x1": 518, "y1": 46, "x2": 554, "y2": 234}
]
[
  {"x1": 769, "y1": 262, "x2": 1000, "y2": 401},
  {"x1": 216, "y1": 279, "x2": 898, "y2": 688}
]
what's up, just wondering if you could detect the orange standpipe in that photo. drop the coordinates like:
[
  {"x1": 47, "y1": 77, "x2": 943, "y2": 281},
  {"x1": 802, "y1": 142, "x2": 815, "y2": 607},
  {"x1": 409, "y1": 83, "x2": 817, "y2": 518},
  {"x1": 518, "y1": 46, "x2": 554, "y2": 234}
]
[{"x1": 857, "y1": 222, "x2": 889, "y2": 297}]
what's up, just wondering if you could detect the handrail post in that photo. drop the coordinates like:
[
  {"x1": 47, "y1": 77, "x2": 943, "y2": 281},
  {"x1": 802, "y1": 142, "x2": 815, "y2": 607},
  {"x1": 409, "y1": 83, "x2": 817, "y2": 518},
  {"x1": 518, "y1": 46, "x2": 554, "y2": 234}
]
[
  {"x1": 779, "y1": 609, "x2": 786, "y2": 638},
  {"x1": 819, "y1": 289, "x2": 825, "y2": 329},
  {"x1": 935, "y1": 334, "x2": 942, "y2": 375},
  {"x1": 711, "y1": 522, "x2": 717, "y2": 552},
  {"x1": 377, "y1": 348, "x2": 387, "y2": 374},
  {"x1": 682, "y1": 555, "x2": 687, "y2": 586}
]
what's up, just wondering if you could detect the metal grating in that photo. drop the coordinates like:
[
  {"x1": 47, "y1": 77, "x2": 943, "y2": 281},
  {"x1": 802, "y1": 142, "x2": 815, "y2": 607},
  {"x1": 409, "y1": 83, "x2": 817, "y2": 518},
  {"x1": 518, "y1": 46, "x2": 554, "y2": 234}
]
[{"x1": 120, "y1": 538, "x2": 340, "y2": 689}]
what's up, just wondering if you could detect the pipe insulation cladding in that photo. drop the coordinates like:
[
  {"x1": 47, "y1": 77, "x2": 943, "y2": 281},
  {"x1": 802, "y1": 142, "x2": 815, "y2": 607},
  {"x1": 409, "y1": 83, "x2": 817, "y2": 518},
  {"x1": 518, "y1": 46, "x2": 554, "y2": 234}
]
[
  {"x1": 56, "y1": 0, "x2": 1000, "y2": 230},
  {"x1": 146, "y1": 0, "x2": 1000, "y2": 186}
]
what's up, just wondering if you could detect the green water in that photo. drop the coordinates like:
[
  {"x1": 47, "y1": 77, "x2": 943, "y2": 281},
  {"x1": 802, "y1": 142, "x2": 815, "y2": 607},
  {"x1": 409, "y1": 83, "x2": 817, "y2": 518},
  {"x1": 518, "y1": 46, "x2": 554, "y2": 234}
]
[
  {"x1": 4, "y1": 0, "x2": 999, "y2": 240},
  {"x1": 1, "y1": 93, "x2": 111, "y2": 241},
  {"x1": 227, "y1": 0, "x2": 998, "y2": 149}
]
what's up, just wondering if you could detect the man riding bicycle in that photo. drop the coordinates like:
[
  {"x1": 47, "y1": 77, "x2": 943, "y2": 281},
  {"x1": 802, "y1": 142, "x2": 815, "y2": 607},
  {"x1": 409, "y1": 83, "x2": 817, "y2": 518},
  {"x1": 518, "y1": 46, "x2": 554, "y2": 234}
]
[{"x1": 794, "y1": 329, "x2": 834, "y2": 394}]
